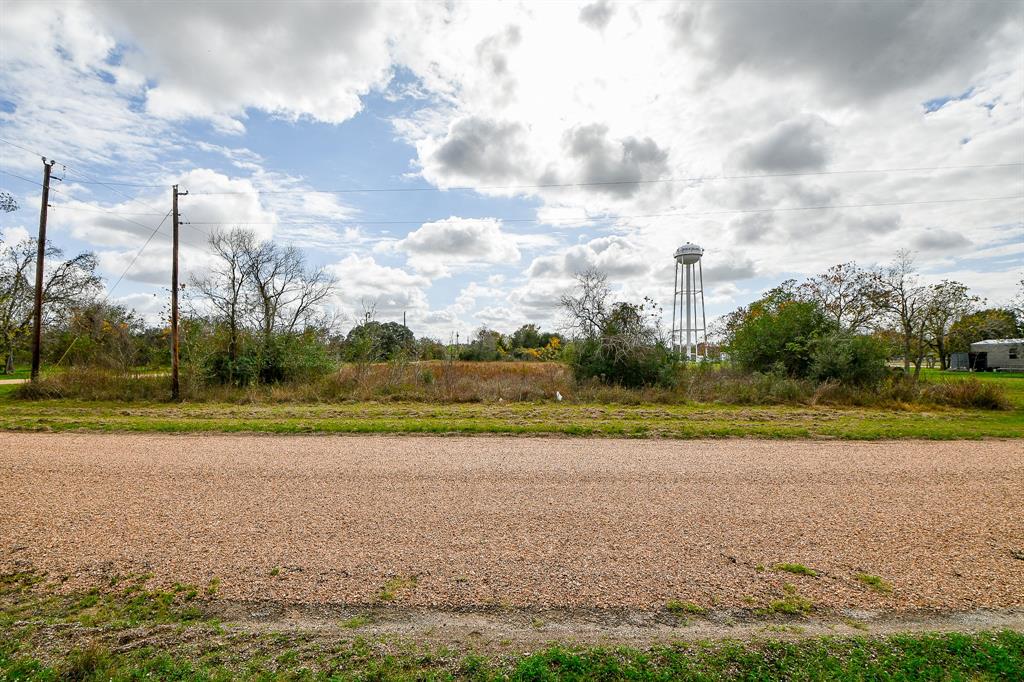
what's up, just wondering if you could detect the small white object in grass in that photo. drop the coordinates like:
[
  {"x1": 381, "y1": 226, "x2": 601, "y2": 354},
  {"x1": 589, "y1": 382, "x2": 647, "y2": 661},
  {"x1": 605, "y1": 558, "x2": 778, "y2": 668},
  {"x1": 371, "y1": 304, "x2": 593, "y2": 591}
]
[{"x1": 555, "y1": 391, "x2": 563, "y2": 402}]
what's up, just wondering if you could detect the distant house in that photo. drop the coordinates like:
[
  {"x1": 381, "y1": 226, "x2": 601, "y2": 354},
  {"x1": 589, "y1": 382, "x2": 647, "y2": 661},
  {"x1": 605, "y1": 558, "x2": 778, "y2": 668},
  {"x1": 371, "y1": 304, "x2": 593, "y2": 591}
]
[{"x1": 968, "y1": 339, "x2": 1024, "y2": 372}]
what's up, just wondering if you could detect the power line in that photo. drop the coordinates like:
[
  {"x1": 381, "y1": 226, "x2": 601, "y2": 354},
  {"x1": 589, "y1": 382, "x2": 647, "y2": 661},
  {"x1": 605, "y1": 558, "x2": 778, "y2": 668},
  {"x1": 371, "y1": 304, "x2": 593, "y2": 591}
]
[
  {"x1": 0, "y1": 168, "x2": 210, "y2": 239},
  {"x1": 0, "y1": 136, "x2": 165, "y2": 190},
  {"x1": 107, "y1": 211, "x2": 172, "y2": 294},
  {"x1": 186, "y1": 162, "x2": 1024, "y2": 195},
  {"x1": 184, "y1": 193, "x2": 1024, "y2": 226},
  {"x1": 54, "y1": 210, "x2": 172, "y2": 368},
  {"x1": 46, "y1": 204, "x2": 166, "y2": 216},
  {"x1": 0, "y1": 137, "x2": 175, "y2": 223}
]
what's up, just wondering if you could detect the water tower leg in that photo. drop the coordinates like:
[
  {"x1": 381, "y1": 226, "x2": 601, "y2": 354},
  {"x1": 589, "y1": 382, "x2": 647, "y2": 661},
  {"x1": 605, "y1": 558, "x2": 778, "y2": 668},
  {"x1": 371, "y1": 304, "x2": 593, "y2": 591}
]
[
  {"x1": 685, "y1": 263, "x2": 692, "y2": 361},
  {"x1": 671, "y1": 261, "x2": 679, "y2": 359},
  {"x1": 698, "y1": 259, "x2": 707, "y2": 360}
]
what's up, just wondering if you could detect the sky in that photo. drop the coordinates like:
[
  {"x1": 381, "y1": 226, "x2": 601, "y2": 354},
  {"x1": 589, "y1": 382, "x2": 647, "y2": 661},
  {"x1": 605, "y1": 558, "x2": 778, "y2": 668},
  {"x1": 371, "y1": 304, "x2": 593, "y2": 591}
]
[{"x1": 0, "y1": 0, "x2": 1022, "y2": 339}]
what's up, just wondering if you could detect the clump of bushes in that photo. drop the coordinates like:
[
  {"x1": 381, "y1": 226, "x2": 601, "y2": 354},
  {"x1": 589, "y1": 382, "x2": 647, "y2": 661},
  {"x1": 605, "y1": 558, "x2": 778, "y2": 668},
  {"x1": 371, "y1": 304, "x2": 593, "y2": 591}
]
[{"x1": 922, "y1": 378, "x2": 1010, "y2": 410}]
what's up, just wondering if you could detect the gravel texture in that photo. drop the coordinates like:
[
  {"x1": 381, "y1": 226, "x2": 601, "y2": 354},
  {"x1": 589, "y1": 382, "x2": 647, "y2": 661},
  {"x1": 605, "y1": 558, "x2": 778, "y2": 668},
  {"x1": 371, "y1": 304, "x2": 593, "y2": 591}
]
[{"x1": 1, "y1": 433, "x2": 1022, "y2": 611}]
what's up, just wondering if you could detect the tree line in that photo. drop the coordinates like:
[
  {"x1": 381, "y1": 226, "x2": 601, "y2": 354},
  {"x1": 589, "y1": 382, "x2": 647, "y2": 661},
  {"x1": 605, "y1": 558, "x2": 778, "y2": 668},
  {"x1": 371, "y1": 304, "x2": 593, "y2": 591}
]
[
  {"x1": 719, "y1": 251, "x2": 1022, "y2": 377},
  {"x1": 2, "y1": 215, "x2": 1021, "y2": 388}
]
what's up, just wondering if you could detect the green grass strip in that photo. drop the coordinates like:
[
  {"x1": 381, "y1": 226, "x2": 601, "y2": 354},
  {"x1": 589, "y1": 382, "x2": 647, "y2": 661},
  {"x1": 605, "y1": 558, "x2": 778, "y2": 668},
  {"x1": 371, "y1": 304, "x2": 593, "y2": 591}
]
[
  {"x1": 0, "y1": 399, "x2": 1022, "y2": 439},
  {"x1": 2, "y1": 630, "x2": 1022, "y2": 681}
]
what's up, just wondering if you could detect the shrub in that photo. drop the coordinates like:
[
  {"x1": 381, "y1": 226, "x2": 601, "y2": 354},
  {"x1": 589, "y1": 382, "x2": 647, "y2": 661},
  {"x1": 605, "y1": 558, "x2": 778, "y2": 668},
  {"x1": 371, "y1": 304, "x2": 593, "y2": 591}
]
[
  {"x1": 569, "y1": 338, "x2": 675, "y2": 388},
  {"x1": 809, "y1": 333, "x2": 888, "y2": 387},
  {"x1": 923, "y1": 378, "x2": 1011, "y2": 410},
  {"x1": 730, "y1": 301, "x2": 837, "y2": 378}
]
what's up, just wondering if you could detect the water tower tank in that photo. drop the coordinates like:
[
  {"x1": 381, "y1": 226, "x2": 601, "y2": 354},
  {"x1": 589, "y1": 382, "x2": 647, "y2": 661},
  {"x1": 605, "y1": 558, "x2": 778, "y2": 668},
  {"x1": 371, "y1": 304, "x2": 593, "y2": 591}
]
[{"x1": 674, "y1": 242, "x2": 704, "y2": 265}]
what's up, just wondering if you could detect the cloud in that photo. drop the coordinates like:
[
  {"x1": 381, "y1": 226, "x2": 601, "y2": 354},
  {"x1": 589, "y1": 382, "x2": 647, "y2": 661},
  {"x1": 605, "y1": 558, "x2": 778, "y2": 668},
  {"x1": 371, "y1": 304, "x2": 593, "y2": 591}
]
[
  {"x1": 732, "y1": 115, "x2": 835, "y2": 172},
  {"x1": 912, "y1": 229, "x2": 971, "y2": 252},
  {"x1": 327, "y1": 255, "x2": 429, "y2": 319},
  {"x1": 507, "y1": 281, "x2": 566, "y2": 320},
  {"x1": 527, "y1": 235, "x2": 650, "y2": 279},
  {"x1": 553, "y1": 124, "x2": 669, "y2": 198},
  {"x1": 579, "y1": 1, "x2": 614, "y2": 31},
  {"x1": 682, "y1": 1, "x2": 1020, "y2": 102},
  {"x1": 702, "y1": 258, "x2": 758, "y2": 281},
  {"x1": 425, "y1": 117, "x2": 531, "y2": 186},
  {"x1": 395, "y1": 217, "x2": 520, "y2": 276},
  {"x1": 92, "y1": 2, "x2": 405, "y2": 128}
]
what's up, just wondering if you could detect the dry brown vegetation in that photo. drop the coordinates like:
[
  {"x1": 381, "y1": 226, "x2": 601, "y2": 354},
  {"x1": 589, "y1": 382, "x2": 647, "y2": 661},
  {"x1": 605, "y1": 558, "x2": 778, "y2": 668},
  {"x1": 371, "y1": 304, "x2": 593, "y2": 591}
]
[{"x1": 14, "y1": 360, "x2": 1012, "y2": 411}]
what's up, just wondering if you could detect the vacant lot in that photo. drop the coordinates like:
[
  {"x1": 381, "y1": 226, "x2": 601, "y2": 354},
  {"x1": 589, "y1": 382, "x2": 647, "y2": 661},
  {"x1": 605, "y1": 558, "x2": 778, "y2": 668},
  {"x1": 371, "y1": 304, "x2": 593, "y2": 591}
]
[{"x1": 2, "y1": 433, "x2": 1022, "y2": 612}]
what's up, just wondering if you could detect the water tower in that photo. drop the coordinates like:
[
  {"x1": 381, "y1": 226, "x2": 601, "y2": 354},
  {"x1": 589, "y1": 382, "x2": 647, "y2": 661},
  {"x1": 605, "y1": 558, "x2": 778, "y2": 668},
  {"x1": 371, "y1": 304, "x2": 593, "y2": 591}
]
[{"x1": 671, "y1": 242, "x2": 707, "y2": 361}]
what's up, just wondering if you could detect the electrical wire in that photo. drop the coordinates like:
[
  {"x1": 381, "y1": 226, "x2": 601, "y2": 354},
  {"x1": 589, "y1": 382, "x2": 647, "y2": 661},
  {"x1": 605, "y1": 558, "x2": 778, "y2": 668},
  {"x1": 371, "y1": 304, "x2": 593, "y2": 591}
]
[
  {"x1": 51, "y1": 209, "x2": 173, "y2": 367},
  {"x1": 0, "y1": 168, "x2": 211, "y2": 238}
]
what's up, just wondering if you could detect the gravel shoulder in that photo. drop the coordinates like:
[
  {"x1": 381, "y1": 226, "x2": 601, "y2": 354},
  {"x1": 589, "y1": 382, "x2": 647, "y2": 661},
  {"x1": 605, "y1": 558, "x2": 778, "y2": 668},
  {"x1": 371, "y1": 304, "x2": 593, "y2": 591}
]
[{"x1": 1, "y1": 433, "x2": 1022, "y2": 616}]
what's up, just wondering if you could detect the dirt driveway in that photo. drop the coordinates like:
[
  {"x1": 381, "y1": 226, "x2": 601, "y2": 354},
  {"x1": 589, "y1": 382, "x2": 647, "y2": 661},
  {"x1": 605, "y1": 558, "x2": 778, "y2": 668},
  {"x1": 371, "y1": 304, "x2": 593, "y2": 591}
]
[{"x1": 1, "y1": 433, "x2": 1021, "y2": 613}]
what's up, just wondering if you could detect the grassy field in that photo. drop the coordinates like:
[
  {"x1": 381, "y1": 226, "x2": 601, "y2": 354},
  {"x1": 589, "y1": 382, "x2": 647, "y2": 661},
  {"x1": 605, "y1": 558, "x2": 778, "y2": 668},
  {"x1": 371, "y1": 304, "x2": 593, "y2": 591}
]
[
  {"x1": 2, "y1": 573, "x2": 1022, "y2": 681},
  {"x1": 0, "y1": 399, "x2": 1021, "y2": 438}
]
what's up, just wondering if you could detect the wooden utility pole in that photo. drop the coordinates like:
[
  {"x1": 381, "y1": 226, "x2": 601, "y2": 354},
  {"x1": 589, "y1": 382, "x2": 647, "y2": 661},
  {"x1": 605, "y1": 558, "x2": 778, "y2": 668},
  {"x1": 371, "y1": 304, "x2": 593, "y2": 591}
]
[
  {"x1": 170, "y1": 184, "x2": 187, "y2": 400},
  {"x1": 30, "y1": 158, "x2": 56, "y2": 381}
]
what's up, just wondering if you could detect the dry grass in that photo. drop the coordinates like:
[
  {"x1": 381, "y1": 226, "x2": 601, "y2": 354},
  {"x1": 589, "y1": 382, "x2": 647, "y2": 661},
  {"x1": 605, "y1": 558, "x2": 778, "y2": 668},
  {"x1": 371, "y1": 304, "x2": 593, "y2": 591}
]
[{"x1": 13, "y1": 361, "x2": 1013, "y2": 411}]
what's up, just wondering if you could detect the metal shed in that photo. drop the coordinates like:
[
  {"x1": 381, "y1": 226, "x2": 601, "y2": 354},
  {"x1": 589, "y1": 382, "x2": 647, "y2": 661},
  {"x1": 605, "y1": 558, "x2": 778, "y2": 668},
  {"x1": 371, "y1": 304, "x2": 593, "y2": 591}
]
[{"x1": 968, "y1": 339, "x2": 1024, "y2": 372}]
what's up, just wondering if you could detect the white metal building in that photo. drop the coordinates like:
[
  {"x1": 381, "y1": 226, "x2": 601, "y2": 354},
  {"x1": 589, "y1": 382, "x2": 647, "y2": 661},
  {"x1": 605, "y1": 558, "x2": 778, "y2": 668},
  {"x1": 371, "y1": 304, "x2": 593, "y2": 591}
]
[{"x1": 969, "y1": 339, "x2": 1024, "y2": 371}]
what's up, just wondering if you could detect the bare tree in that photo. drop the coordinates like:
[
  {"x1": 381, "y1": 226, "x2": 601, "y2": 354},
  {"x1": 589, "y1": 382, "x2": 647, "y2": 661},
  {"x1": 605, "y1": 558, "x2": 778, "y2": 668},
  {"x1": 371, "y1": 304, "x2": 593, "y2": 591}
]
[
  {"x1": 923, "y1": 280, "x2": 979, "y2": 369},
  {"x1": 0, "y1": 238, "x2": 101, "y2": 373},
  {"x1": 190, "y1": 228, "x2": 337, "y2": 371},
  {"x1": 868, "y1": 251, "x2": 933, "y2": 377},
  {"x1": 189, "y1": 228, "x2": 254, "y2": 369},
  {"x1": 559, "y1": 267, "x2": 611, "y2": 339},
  {"x1": 796, "y1": 262, "x2": 875, "y2": 332},
  {"x1": 244, "y1": 240, "x2": 335, "y2": 338}
]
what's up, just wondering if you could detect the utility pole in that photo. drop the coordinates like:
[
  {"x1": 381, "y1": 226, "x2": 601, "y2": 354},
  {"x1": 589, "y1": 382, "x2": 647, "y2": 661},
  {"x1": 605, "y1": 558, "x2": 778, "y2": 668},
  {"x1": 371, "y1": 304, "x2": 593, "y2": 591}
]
[
  {"x1": 171, "y1": 184, "x2": 187, "y2": 400},
  {"x1": 30, "y1": 158, "x2": 56, "y2": 381}
]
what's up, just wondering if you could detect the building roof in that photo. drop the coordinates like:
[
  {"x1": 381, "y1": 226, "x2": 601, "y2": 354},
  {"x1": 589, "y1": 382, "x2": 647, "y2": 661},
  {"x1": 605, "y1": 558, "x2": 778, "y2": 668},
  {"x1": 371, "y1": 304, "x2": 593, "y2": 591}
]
[{"x1": 971, "y1": 339, "x2": 1024, "y2": 345}]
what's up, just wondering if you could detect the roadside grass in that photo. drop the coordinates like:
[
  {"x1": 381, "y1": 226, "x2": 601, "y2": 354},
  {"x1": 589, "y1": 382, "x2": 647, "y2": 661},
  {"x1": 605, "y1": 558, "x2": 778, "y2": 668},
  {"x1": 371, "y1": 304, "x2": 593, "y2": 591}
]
[
  {"x1": 2, "y1": 630, "x2": 1022, "y2": 681},
  {"x1": 0, "y1": 398, "x2": 1020, "y2": 439},
  {"x1": 856, "y1": 573, "x2": 894, "y2": 594},
  {"x1": 3, "y1": 573, "x2": 1022, "y2": 680},
  {"x1": 774, "y1": 563, "x2": 818, "y2": 577},
  {"x1": 378, "y1": 575, "x2": 418, "y2": 602},
  {"x1": 762, "y1": 584, "x2": 815, "y2": 616},
  {"x1": 340, "y1": 614, "x2": 372, "y2": 629},
  {"x1": 0, "y1": 572, "x2": 209, "y2": 630}
]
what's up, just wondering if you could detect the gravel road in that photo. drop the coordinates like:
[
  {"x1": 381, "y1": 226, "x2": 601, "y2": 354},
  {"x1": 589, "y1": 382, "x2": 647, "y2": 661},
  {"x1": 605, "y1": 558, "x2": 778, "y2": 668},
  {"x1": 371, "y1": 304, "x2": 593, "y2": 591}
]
[{"x1": 1, "y1": 433, "x2": 1021, "y2": 611}]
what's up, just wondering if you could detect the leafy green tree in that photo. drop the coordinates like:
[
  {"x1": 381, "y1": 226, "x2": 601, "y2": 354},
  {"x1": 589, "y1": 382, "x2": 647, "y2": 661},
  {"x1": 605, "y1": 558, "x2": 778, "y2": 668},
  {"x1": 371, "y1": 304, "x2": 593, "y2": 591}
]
[
  {"x1": 459, "y1": 328, "x2": 506, "y2": 361},
  {"x1": 729, "y1": 299, "x2": 837, "y2": 377},
  {"x1": 510, "y1": 324, "x2": 543, "y2": 349},
  {"x1": 809, "y1": 333, "x2": 889, "y2": 386},
  {"x1": 948, "y1": 309, "x2": 1020, "y2": 352},
  {"x1": 344, "y1": 320, "x2": 415, "y2": 361}
]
